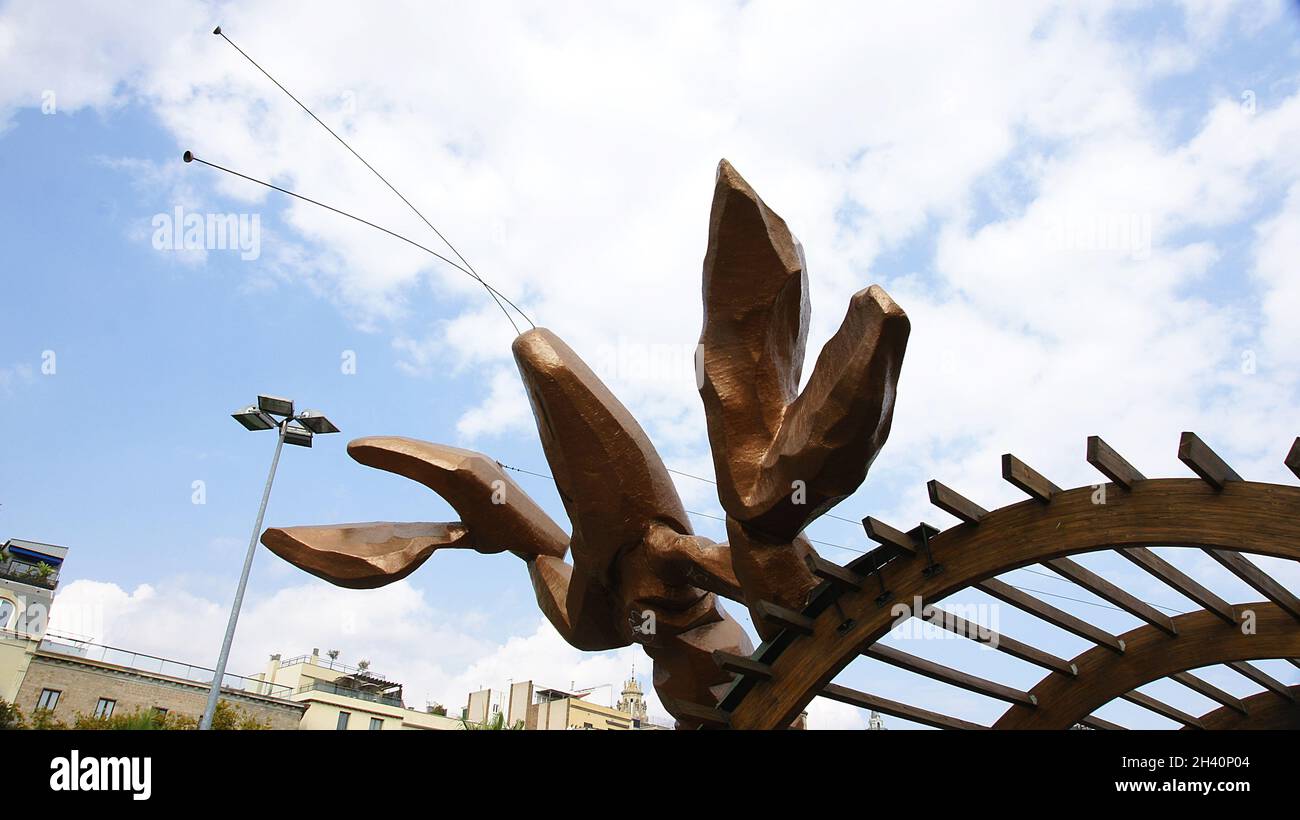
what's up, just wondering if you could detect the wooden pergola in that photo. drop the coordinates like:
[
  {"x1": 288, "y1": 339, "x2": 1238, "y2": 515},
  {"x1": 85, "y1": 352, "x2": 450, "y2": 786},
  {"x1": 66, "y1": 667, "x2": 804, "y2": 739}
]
[{"x1": 698, "y1": 433, "x2": 1300, "y2": 730}]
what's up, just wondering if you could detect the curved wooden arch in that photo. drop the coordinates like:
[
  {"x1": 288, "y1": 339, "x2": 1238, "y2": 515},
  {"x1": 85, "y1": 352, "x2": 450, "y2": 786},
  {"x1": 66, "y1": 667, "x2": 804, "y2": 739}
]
[
  {"x1": 727, "y1": 479, "x2": 1300, "y2": 729},
  {"x1": 994, "y1": 603, "x2": 1300, "y2": 728},
  {"x1": 1191, "y1": 685, "x2": 1300, "y2": 730}
]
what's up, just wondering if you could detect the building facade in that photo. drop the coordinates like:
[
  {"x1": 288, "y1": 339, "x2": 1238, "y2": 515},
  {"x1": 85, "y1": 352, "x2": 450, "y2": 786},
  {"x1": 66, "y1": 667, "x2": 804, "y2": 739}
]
[
  {"x1": 247, "y1": 649, "x2": 463, "y2": 730},
  {"x1": 470, "y1": 673, "x2": 668, "y2": 730},
  {"x1": 13, "y1": 636, "x2": 304, "y2": 729}
]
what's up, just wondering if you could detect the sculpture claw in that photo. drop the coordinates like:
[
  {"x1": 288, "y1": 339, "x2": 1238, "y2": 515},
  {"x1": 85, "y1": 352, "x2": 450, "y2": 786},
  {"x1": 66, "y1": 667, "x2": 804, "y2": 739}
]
[
  {"x1": 346, "y1": 437, "x2": 568, "y2": 558},
  {"x1": 262, "y1": 438, "x2": 569, "y2": 589},
  {"x1": 261, "y1": 521, "x2": 468, "y2": 589}
]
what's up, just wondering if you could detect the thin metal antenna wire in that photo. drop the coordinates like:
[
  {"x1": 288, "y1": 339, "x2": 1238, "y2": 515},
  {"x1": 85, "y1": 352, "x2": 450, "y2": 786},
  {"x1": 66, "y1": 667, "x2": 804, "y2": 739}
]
[{"x1": 213, "y1": 26, "x2": 533, "y2": 332}]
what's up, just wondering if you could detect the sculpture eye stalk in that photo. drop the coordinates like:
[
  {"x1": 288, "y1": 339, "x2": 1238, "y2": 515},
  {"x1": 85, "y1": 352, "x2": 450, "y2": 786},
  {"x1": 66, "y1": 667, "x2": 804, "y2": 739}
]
[{"x1": 698, "y1": 159, "x2": 910, "y2": 633}]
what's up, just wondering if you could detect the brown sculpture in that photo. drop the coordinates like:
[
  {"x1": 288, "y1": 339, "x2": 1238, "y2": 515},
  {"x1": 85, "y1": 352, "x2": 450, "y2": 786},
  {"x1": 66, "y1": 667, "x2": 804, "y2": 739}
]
[{"x1": 262, "y1": 160, "x2": 909, "y2": 727}]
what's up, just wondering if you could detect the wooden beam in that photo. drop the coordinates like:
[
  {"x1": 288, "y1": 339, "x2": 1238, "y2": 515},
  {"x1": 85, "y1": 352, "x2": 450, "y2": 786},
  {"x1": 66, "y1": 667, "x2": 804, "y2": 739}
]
[
  {"x1": 1086, "y1": 435, "x2": 1146, "y2": 490},
  {"x1": 862, "y1": 516, "x2": 917, "y2": 555},
  {"x1": 927, "y1": 479, "x2": 987, "y2": 524},
  {"x1": 864, "y1": 644, "x2": 1037, "y2": 706},
  {"x1": 819, "y1": 683, "x2": 986, "y2": 730},
  {"x1": 1196, "y1": 686, "x2": 1300, "y2": 730},
  {"x1": 1117, "y1": 546, "x2": 1235, "y2": 625},
  {"x1": 921, "y1": 608, "x2": 1077, "y2": 676},
  {"x1": 1045, "y1": 556, "x2": 1178, "y2": 636},
  {"x1": 1002, "y1": 453, "x2": 1061, "y2": 502},
  {"x1": 712, "y1": 650, "x2": 773, "y2": 680},
  {"x1": 1123, "y1": 690, "x2": 1203, "y2": 728},
  {"x1": 1178, "y1": 431, "x2": 1241, "y2": 490},
  {"x1": 996, "y1": 604, "x2": 1300, "y2": 730},
  {"x1": 1080, "y1": 714, "x2": 1126, "y2": 730},
  {"x1": 977, "y1": 577, "x2": 1126, "y2": 654},
  {"x1": 753, "y1": 600, "x2": 815, "y2": 636},
  {"x1": 1228, "y1": 661, "x2": 1296, "y2": 702},
  {"x1": 1287, "y1": 437, "x2": 1300, "y2": 480},
  {"x1": 804, "y1": 553, "x2": 863, "y2": 591},
  {"x1": 1204, "y1": 549, "x2": 1300, "y2": 621},
  {"x1": 1172, "y1": 672, "x2": 1248, "y2": 716}
]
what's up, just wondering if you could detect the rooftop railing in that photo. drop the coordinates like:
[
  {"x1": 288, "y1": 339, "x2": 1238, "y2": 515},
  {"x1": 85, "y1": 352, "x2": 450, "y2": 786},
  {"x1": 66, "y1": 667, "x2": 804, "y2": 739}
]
[
  {"x1": 279, "y1": 653, "x2": 389, "y2": 680},
  {"x1": 38, "y1": 633, "x2": 292, "y2": 699}
]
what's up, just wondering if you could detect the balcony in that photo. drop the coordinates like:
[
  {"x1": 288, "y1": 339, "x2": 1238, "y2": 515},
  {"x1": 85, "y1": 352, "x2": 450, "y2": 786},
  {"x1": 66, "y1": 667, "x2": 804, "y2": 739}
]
[
  {"x1": 296, "y1": 678, "x2": 404, "y2": 708},
  {"x1": 0, "y1": 559, "x2": 59, "y2": 590}
]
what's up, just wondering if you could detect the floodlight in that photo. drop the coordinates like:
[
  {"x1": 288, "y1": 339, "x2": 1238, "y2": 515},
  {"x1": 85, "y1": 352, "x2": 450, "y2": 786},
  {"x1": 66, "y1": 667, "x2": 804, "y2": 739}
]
[
  {"x1": 283, "y1": 423, "x2": 314, "y2": 448},
  {"x1": 297, "y1": 410, "x2": 340, "y2": 434},
  {"x1": 232, "y1": 406, "x2": 276, "y2": 431},
  {"x1": 257, "y1": 394, "x2": 295, "y2": 417}
]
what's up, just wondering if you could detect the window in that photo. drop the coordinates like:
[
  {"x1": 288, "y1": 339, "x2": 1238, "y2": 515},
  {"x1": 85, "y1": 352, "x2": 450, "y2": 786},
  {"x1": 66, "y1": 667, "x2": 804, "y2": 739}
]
[
  {"x1": 336, "y1": 711, "x2": 351, "y2": 730},
  {"x1": 369, "y1": 717, "x2": 383, "y2": 731},
  {"x1": 94, "y1": 698, "x2": 116, "y2": 719},
  {"x1": 37, "y1": 689, "x2": 60, "y2": 710},
  {"x1": 0, "y1": 598, "x2": 15, "y2": 629}
]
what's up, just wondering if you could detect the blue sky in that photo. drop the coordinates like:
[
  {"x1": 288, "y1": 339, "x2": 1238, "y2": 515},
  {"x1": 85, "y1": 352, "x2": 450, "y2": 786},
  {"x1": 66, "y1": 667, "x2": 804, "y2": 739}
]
[{"x1": 2, "y1": 0, "x2": 1299, "y2": 727}]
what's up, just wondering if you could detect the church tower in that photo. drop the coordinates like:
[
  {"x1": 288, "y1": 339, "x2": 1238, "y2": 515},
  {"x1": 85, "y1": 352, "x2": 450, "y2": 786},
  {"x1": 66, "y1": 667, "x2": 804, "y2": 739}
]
[{"x1": 616, "y1": 668, "x2": 648, "y2": 725}]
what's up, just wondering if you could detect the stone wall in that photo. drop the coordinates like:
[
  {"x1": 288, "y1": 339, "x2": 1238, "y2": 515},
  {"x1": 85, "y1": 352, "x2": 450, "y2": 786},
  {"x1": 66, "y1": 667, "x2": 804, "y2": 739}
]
[{"x1": 15, "y1": 654, "x2": 304, "y2": 729}]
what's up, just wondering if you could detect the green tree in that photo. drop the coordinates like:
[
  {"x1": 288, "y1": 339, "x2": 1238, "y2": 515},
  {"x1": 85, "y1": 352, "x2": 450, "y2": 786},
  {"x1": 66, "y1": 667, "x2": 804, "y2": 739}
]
[
  {"x1": 460, "y1": 711, "x2": 523, "y2": 730},
  {"x1": 28, "y1": 708, "x2": 67, "y2": 730},
  {"x1": 0, "y1": 698, "x2": 27, "y2": 729},
  {"x1": 1, "y1": 697, "x2": 271, "y2": 730}
]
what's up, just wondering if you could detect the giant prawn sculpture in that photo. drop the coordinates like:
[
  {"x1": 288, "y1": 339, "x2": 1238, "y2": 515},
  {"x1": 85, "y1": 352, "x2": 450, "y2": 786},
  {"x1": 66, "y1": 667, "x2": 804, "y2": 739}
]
[{"x1": 261, "y1": 161, "x2": 910, "y2": 728}]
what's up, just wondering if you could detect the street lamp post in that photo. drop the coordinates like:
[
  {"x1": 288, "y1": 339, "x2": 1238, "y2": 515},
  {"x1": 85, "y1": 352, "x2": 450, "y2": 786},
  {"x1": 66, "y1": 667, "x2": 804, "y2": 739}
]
[{"x1": 200, "y1": 395, "x2": 338, "y2": 730}]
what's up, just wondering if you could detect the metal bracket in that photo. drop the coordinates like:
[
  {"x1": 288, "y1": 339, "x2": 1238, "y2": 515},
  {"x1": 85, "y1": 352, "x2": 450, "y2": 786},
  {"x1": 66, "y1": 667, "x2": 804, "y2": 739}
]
[
  {"x1": 866, "y1": 549, "x2": 893, "y2": 608},
  {"x1": 908, "y1": 523, "x2": 943, "y2": 577}
]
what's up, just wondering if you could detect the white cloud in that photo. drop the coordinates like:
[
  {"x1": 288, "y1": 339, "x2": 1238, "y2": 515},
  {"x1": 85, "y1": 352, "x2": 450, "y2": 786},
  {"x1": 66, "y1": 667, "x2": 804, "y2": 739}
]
[
  {"x1": 0, "y1": 362, "x2": 34, "y2": 395},
  {"x1": 47, "y1": 577, "x2": 678, "y2": 724}
]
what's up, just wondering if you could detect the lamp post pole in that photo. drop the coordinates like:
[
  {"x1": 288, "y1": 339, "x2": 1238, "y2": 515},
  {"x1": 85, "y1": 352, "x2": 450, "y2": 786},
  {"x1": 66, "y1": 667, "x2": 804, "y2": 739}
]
[
  {"x1": 202, "y1": 396, "x2": 338, "y2": 730},
  {"x1": 200, "y1": 419, "x2": 287, "y2": 730}
]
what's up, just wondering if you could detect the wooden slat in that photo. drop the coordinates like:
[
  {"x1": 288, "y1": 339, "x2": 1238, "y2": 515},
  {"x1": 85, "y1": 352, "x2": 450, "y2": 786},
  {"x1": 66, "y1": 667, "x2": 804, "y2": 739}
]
[
  {"x1": 1178, "y1": 431, "x2": 1242, "y2": 490},
  {"x1": 1173, "y1": 672, "x2": 1248, "y2": 716},
  {"x1": 926, "y1": 479, "x2": 987, "y2": 524},
  {"x1": 977, "y1": 577, "x2": 1126, "y2": 654},
  {"x1": 1122, "y1": 690, "x2": 1203, "y2": 728},
  {"x1": 1228, "y1": 661, "x2": 1297, "y2": 702},
  {"x1": 864, "y1": 644, "x2": 1037, "y2": 706},
  {"x1": 1080, "y1": 714, "x2": 1126, "y2": 730},
  {"x1": 862, "y1": 516, "x2": 917, "y2": 555},
  {"x1": 1045, "y1": 557, "x2": 1178, "y2": 636},
  {"x1": 753, "y1": 600, "x2": 815, "y2": 636},
  {"x1": 1117, "y1": 547, "x2": 1235, "y2": 625},
  {"x1": 712, "y1": 650, "x2": 773, "y2": 680},
  {"x1": 1204, "y1": 549, "x2": 1300, "y2": 621},
  {"x1": 1086, "y1": 435, "x2": 1146, "y2": 490},
  {"x1": 820, "y1": 683, "x2": 986, "y2": 730},
  {"x1": 804, "y1": 553, "x2": 863, "y2": 590},
  {"x1": 1287, "y1": 437, "x2": 1300, "y2": 480},
  {"x1": 1002, "y1": 453, "x2": 1061, "y2": 502},
  {"x1": 920, "y1": 608, "x2": 1077, "y2": 676}
]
